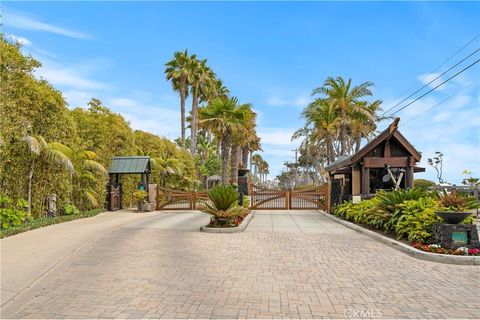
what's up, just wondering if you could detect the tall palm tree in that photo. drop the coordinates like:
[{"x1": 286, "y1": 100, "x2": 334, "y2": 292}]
[
  {"x1": 190, "y1": 58, "x2": 215, "y2": 155},
  {"x1": 24, "y1": 135, "x2": 74, "y2": 213},
  {"x1": 312, "y1": 77, "x2": 373, "y2": 155},
  {"x1": 229, "y1": 103, "x2": 255, "y2": 185},
  {"x1": 165, "y1": 49, "x2": 194, "y2": 148},
  {"x1": 198, "y1": 97, "x2": 248, "y2": 185}
]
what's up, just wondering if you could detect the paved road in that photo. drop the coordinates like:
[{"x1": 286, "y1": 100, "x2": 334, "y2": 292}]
[{"x1": 2, "y1": 210, "x2": 479, "y2": 319}]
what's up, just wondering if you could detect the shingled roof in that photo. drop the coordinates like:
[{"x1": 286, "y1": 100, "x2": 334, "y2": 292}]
[{"x1": 324, "y1": 118, "x2": 421, "y2": 172}]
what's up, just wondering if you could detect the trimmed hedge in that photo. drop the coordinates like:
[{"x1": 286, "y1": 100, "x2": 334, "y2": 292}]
[{"x1": 0, "y1": 209, "x2": 105, "y2": 239}]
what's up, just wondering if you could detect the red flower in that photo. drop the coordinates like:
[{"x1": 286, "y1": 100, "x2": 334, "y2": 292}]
[{"x1": 468, "y1": 248, "x2": 480, "y2": 256}]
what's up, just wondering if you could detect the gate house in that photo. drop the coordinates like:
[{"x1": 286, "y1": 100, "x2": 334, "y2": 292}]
[{"x1": 325, "y1": 118, "x2": 425, "y2": 208}]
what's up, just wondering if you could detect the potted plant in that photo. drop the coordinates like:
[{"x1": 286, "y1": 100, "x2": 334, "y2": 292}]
[
  {"x1": 434, "y1": 190, "x2": 478, "y2": 224},
  {"x1": 132, "y1": 190, "x2": 148, "y2": 212}
]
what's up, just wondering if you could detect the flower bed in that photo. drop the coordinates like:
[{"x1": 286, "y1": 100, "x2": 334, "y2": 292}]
[
  {"x1": 412, "y1": 243, "x2": 480, "y2": 256},
  {"x1": 333, "y1": 188, "x2": 479, "y2": 255}
]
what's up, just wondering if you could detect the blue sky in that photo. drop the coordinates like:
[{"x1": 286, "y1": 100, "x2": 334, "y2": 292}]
[{"x1": 3, "y1": 1, "x2": 479, "y2": 184}]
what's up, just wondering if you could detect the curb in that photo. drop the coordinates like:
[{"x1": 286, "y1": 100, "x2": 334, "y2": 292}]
[
  {"x1": 319, "y1": 211, "x2": 480, "y2": 266},
  {"x1": 200, "y1": 211, "x2": 254, "y2": 233}
]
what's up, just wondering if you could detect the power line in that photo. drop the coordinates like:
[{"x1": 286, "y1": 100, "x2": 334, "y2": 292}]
[
  {"x1": 402, "y1": 95, "x2": 454, "y2": 126},
  {"x1": 402, "y1": 81, "x2": 475, "y2": 126},
  {"x1": 387, "y1": 58, "x2": 480, "y2": 117},
  {"x1": 382, "y1": 33, "x2": 480, "y2": 110},
  {"x1": 382, "y1": 47, "x2": 480, "y2": 116}
]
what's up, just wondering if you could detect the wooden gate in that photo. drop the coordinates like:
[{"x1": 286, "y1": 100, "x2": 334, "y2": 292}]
[
  {"x1": 250, "y1": 184, "x2": 289, "y2": 209},
  {"x1": 250, "y1": 184, "x2": 327, "y2": 210},
  {"x1": 289, "y1": 185, "x2": 327, "y2": 210},
  {"x1": 156, "y1": 187, "x2": 212, "y2": 210}
]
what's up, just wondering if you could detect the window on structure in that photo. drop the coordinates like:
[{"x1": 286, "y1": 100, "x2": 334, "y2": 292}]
[{"x1": 369, "y1": 167, "x2": 405, "y2": 193}]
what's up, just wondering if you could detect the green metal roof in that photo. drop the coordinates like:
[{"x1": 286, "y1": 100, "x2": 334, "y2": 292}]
[{"x1": 108, "y1": 156, "x2": 150, "y2": 174}]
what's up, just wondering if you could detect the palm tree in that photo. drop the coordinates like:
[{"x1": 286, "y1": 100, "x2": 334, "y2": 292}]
[
  {"x1": 24, "y1": 135, "x2": 73, "y2": 213},
  {"x1": 165, "y1": 49, "x2": 194, "y2": 148},
  {"x1": 190, "y1": 58, "x2": 216, "y2": 155},
  {"x1": 312, "y1": 77, "x2": 373, "y2": 155},
  {"x1": 72, "y1": 150, "x2": 108, "y2": 208},
  {"x1": 198, "y1": 97, "x2": 248, "y2": 185},
  {"x1": 229, "y1": 103, "x2": 255, "y2": 185}
]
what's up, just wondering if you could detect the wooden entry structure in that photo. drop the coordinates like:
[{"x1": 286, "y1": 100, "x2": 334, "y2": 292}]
[
  {"x1": 156, "y1": 186, "x2": 212, "y2": 210},
  {"x1": 250, "y1": 184, "x2": 328, "y2": 210}
]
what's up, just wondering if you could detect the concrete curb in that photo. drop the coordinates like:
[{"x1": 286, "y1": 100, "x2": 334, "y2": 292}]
[
  {"x1": 200, "y1": 211, "x2": 254, "y2": 233},
  {"x1": 319, "y1": 211, "x2": 480, "y2": 266}
]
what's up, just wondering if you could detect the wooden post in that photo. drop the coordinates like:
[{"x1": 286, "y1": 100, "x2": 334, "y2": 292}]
[{"x1": 361, "y1": 165, "x2": 369, "y2": 196}]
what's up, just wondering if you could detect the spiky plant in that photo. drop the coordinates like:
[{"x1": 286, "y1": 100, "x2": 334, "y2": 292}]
[{"x1": 434, "y1": 190, "x2": 478, "y2": 212}]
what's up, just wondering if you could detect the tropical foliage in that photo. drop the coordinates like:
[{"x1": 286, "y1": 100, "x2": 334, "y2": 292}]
[
  {"x1": 201, "y1": 185, "x2": 248, "y2": 227},
  {"x1": 0, "y1": 35, "x2": 196, "y2": 221},
  {"x1": 333, "y1": 188, "x2": 478, "y2": 243},
  {"x1": 290, "y1": 76, "x2": 383, "y2": 182},
  {"x1": 165, "y1": 50, "x2": 263, "y2": 186}
]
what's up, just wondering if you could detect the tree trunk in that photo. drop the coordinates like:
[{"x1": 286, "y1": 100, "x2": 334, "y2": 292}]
[
  {"x1": 27, "y1": 160, "x2": 35, "y2": 213},
  {"x1": 230, "y1": 146, "x2": 240, "y2": 185},
  {"x1": 355, "y1": 133, "x2": 362, "y2": 154},
  {"x1": 249, "y1": 152, "x2": 253, "y2": 172},
  {"x1": 190, "y1": 86, "x2": 199, "y2": 155},
  {"x1": 220, "y1": 133, "x2": 231, "y2": 185},
  {"x1": 180, "y1": 81, "x2": 186, "y2": 148},
  {"x1": 241, "y1": 147, "x2": 249, "y2": 169},
  {"x1": 340, "y1": 110, "x2": 347, "y2": 155}
]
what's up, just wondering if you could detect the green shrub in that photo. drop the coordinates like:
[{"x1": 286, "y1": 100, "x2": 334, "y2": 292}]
[
  {"x1": 63, "y1": 204, "x2": 80, "y2": 215},
  {"x1": 334, "y1": 198, "x2": 379, "y2": 224},
  {"x1": 207, "y1": 185, "x2": 239, "y2": 211},
  {"x1": 132, "y1": 190, "x2": 148, "y2": 204},
  {"x1": 0, "y1": 195, "x2": 30, "y2": 230},
  {"x1": 395, "y1": 197, "x2": 441, "y2": 243},
  {"x1": 243, "y1": 195, "x2": 250, "y2": 209},
  {"x1": 366, "y1": 188, "x2": 426, "y2": 231},
  {"x1": 414, "y1": 179, "x2": 435, "y2": 190}
]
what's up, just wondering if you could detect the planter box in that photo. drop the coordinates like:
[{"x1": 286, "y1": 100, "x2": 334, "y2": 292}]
[
  {"x1": 142, "y1": 202, "x2": 156, "y2": 212},
  {"x1": 200, "y1": 212, "x2": 254, "y2": 233}
]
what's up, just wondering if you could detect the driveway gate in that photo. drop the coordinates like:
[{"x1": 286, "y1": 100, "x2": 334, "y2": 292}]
[{"x1": 250, "y1": 184, "x2": 328, "y2": 210}]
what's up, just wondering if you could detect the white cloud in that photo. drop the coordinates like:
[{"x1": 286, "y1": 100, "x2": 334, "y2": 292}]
[
  {"x1": 266, "y1": 95, "x2": 310, "y2": 107},
  {"x1": 418, "y1": 73, "x2": 446, "y2": 91},
  {"x1": 36, "y1": 61, "x2": 112, "y2": 90},
  {"x1": 109, "y1": 98, "x2": 181, "y2": 139},
  {"x1": 4, "y1": 11, "x2": 91, "y2": 40},
  {"x1": 63, "y1": 90, "x2": 94, "y2": 108},
  {"x1": 5, "y1": 33, "x2": 32, "y2": 46}
]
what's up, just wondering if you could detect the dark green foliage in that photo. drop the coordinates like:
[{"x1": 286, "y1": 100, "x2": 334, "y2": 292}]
[
  {"x1": 0, "y1": 209, "x2": 104, "y2": 238},
  {"x1": 207, "y1": 185, "x2": 239, "y2": 211},
  {"x1": 366, "y1": 188, "x2": 426, "y2": 231},
  {"x1": 332, "y1": 188, "x2": 469, "y2": 244}
]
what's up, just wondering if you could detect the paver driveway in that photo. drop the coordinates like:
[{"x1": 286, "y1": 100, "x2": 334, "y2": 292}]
[{"x1": 2, "y1": 210, "x2": 480, "y2": 319}]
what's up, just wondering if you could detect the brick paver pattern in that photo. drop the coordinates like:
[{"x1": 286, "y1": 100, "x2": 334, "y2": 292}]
[{"x1": 4, "y1": 211, "x2": 480, "y2": 319}]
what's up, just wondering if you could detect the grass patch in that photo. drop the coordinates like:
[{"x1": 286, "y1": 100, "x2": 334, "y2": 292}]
[{"x1": 0, "y1": 209, "x2": 105, "y2": 239}]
